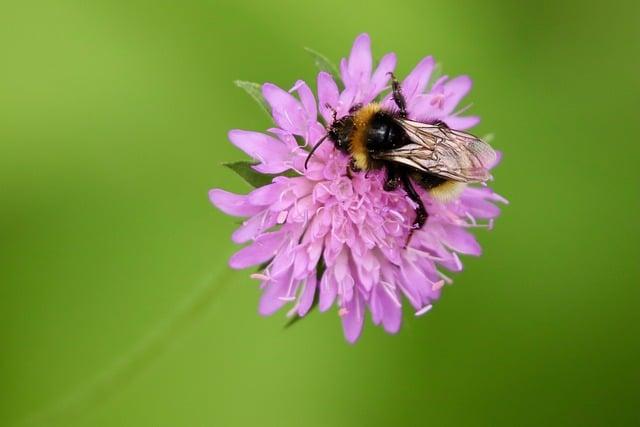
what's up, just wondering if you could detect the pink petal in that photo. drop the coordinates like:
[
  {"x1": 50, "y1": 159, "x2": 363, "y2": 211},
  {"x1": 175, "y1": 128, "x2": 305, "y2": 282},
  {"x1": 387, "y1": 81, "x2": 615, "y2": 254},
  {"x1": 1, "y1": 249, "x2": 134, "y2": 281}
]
[
  {"x1": 459, "y1": 188, "x2": 503, "y2": 219},
  {"x1": 319, "y1": 272, "x2": 337, "y2": 312},
  {"x1": 317, "y1": 72, "x2": 339, "y2": 123},
  {"x1": 248, "y1": 182, "x2": 284, "y2": 206},
  {"x1": 490, "y1": 150, "x2": 503, "y2": 169},
  {"x1": 297, "y1": 274, "x2": 317, "y2": 316},
  {"x1": 398, "y1": 260, "x2": 428, "y2": 309},
  {"x1": 337, "y1": 271, "x2": 355, "y2": 303},
  {"x1": 341, "y1": 292, "x2": 365, "y2": 343},
  {"x1": 228, "y1": 130, "x2": 292, "y2": 173},
  {"x1": 402, "y1": 56, "x2": 435, "y2": 104},
  {"x1": 267, "y1": 127, "x2": 299, "y2": 150},
  {"x1": 229, "y1": 230, "x2": 287, "y2": 269},
  {"x1": 262, "y1": 83, "x2": 307, "y2": 135},
  {"x1": 368, "y1": 52, "x2": 396, "y2": 101},
  {"x1": 306, "y1": 239, "x2": 323, "y2": 270},
  {"x1": 209, "y1": 189, "x2": 263, "y2": 217},
  {"x1": 430, "y1": 75, "x2": 449, "y2": 92},
  {"x1": 333, "y1": 248, "x2": 349, "y2": 281},
  {"x1": 443, "y1": 115, "x2": 480, "y2": 130},
  {"x1": 294, "y1": 248, "x2": 313, "y2": 278},
  {"x1": 354, "y1": 252, "x2": 380, "y2": 292},
  {"x1": 336, "y1": 85, "x2": 358, "y2": 118},
  {"x1": 437, "y1": 251, "x2": 464, "y2": 273},
  {"x1": 464, "y1": 199, "x2": 502, "y2": 219},
  {"x1": 345, "y1": 33, "x2": 372, "y2": 87},
  {"x1": 408, "y1": 94, "x2": 444, "y2": 122},
  {"x1": 258, "y1": 271, "x2": 294, "y2": 315},
  {"x1": 269, "y1": 247, "x2": 297, "y2": 278},
  {"x1": 339, "y1": 58, "x2": 349, "y2": 87},
  {"x1": 291, "y1": 80, "x2": 317, "y2": 124},
  {"x1": 439, "y1": 224, "x2": 482, "y2": 256},
  {"x1": 441, "y1": 75, "x2": 472, "y2": 115},
  {"x1": 231, "y1": 210, "x2": 277, "y2": 244},
  {"x1": 369, "y1": 287, "x2": 383, "y2": 325},
  {"x1": 380, "y1": 288, "x2": 402, "y2": 334}
]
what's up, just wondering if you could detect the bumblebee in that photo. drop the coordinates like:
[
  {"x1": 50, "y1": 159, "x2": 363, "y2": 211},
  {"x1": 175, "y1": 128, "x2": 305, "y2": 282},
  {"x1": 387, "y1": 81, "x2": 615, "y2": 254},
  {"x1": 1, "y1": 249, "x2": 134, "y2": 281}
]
[{"x1": 305, "y1": 73, "x2": 496, "y2": 235}]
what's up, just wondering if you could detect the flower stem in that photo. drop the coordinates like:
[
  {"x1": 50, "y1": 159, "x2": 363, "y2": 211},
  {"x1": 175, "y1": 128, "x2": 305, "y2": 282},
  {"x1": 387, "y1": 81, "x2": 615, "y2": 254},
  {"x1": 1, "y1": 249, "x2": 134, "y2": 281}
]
[{"x1": 16, "y1": 267, "x2": 235, "y2": 427}]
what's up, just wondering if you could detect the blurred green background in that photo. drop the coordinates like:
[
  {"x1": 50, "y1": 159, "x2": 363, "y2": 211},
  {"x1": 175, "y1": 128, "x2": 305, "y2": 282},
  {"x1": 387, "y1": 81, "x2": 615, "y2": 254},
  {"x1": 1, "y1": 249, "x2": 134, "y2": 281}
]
[{"x1": 2, "y1": 0, "x2": 639, "y2": 426}]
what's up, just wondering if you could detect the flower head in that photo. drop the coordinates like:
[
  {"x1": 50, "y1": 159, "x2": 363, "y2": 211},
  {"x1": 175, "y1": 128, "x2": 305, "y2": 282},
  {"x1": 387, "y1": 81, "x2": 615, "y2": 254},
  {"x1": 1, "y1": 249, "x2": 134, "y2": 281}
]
[{"x1": 210, "y1": 33, "x2": 506, "y2": 342}]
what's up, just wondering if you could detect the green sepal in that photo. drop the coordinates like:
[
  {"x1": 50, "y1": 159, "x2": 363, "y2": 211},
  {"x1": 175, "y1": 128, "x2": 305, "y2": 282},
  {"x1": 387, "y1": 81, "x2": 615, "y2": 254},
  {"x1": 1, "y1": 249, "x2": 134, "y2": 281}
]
[
  {"x1": 223, "y1": 161, "x2": 300, "y2": 188},
  {"x1": 223, "y1": 161, "x2": 274, "y2": 188},
  {"x1": 304, "y1": 47, "x2": 342, "y2": 89},
  {"x1": 234, "y1": 80, "x2": 271, "y2": 117}
]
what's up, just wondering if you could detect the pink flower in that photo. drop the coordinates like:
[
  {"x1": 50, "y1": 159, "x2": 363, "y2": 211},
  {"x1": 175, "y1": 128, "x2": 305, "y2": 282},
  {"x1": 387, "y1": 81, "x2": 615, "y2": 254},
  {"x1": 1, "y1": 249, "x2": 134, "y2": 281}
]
[{"x1": 210, "y1": 33, "x2": 506, "y2": 343}]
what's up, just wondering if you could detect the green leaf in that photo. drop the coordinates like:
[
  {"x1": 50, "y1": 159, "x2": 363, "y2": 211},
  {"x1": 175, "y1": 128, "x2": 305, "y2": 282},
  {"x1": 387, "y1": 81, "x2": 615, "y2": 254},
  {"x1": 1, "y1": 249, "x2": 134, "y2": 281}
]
[
  {"x1": 223, "y1": 161, "x2": 274, "y2": 188},
  {"x1": 304, "y1": 47, "x2": 341, "y2": 83},
  {"x1": 293, "y1": 135, "x2": 306, "y2": 147},
  {"x1": 256, "y1": 259, "x2": 273, "y2": 272},
  {"x1": 222, "y1": 161, "x2": 300, "y2": 187},
  {"x1": 233, "y1": 80, "x2": 271, "y2": 117},
  {"x1": 224, "y1": 161, "x2": 301, "y2": 188}
]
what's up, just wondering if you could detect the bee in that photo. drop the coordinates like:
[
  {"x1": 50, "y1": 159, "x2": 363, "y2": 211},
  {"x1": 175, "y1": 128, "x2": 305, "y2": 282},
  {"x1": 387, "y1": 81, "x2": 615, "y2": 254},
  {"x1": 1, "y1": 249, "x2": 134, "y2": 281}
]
[{"x1": 305, "y1": 73, "x2": 496, "y2": 236}]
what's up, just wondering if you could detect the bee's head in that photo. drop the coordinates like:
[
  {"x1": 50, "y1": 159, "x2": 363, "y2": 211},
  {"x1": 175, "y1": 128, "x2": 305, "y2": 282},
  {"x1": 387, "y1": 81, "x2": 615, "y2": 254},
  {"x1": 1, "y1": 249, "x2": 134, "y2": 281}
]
[
  {"x1": 328, "y1": 115, "x2": 354, "y2": 154},
  {"x1": 303, "y1": 105, "x2": 355, "y2": 169}
]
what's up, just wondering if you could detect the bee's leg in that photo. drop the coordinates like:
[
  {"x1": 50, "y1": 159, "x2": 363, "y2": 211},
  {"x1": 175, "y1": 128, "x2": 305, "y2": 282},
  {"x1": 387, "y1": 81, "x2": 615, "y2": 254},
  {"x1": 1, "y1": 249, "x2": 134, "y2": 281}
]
[
  {"x1": 346, "y1": 158, "x2": 360, "y2": 178},
  {"x1": 432, "y1": 119, "x2": 449, "y2": 129},
  {"x1": 400, "y1": 173, "x2": 428, "y2": 245},
  {"x1": 388, "y1": 72, "x2": 408, "y2": 119},
  {"x1": 383, "y1": 165, "x2": 401, "y2": 191}
]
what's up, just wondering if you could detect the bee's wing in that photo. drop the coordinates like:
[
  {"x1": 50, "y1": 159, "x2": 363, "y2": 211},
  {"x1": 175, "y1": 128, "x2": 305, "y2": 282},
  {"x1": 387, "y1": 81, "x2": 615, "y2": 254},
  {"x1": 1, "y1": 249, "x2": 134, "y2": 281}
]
[{"x1": 374, "y1": 120, "x2": 496, "y2": 182}]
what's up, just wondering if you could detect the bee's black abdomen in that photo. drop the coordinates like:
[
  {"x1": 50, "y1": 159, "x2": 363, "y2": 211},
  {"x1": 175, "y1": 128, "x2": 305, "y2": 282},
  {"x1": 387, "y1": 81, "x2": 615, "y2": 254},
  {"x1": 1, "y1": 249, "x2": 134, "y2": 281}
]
[{"x1": 365, "y1": 111, "x2": 409, "y2": 152}]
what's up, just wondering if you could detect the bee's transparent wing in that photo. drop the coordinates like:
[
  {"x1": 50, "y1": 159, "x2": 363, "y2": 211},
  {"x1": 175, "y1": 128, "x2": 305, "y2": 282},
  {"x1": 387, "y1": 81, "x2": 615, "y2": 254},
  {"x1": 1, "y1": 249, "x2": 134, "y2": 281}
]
[{"x1": 374, "y1": 120, "x2": 496, "y2": 182}]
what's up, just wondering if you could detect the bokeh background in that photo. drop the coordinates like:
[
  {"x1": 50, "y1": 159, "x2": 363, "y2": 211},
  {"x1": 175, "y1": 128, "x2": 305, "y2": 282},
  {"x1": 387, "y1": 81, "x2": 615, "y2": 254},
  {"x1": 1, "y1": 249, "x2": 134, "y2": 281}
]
[{"x1": 2, "y1": 0, "x2": 639, "y2": 426}]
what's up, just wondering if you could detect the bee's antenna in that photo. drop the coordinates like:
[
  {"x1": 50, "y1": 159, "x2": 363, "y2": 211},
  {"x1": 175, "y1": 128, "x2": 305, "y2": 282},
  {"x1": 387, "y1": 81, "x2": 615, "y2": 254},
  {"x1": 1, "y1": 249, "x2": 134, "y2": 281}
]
[
  {"x1": 304, "y1": 104, "x2": 337, "y2": 170},
  {"x1": 304, "y1": 134, "x2": 328, "y2": 170}
]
